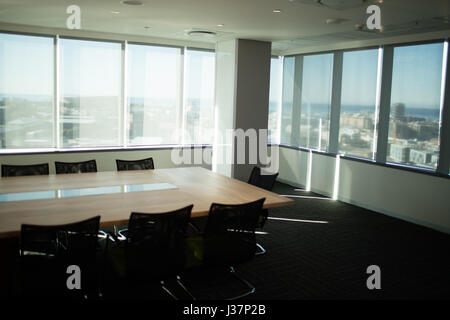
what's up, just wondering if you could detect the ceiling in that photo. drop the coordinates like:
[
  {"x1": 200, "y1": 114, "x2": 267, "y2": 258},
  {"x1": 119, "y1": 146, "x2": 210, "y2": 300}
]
[{"x1": 0, "y1": 0, "x2": 449, "y2": 53}]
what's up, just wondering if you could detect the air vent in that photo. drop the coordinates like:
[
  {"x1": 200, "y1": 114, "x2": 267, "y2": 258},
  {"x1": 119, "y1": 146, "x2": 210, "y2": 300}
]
[
  {"x1": 289, "y1": 0, "x2": 367, "y2": 10},
  {"x1": 186, "y1": 30, "x2": 217, "y2": 38},
  {"x1": 121, "y1": 1, "x2": 144, "y2": 6}
]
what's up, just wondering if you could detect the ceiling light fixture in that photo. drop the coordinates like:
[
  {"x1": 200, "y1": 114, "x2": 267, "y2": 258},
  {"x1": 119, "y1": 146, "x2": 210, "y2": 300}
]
[
  {"x1": 273, "y1": 9, "x2": 282, "y2": 13},
  {"x1": 121, "y1": 0, "x2": 144, "y2": 5},
  {"x1": 111, "y1": 10, "x2": 120, "y2": 14},
  {"x1": 186, "y1": 30, "x2": 217, "y2": 38},
  {"x1": 217, "y1": 24, "x2": 224, "y2": 27}
]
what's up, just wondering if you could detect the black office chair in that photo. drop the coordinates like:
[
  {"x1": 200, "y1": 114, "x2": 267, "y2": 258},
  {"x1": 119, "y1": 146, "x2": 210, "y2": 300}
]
[
  {"x1": 247, "y1": 166, "x2": 278, "y2": 255},
  {"x1": 184, "y1": 198, "x2": 265, "y2": 300},
  {"x1": 114, "y1": 157, "x2": 155, "y2": 239},
  {"x1": 19, "y1": 216, "x2": 101, "y2": 299},
  {"x1": 116, "y1": 157, "x2": 154, "y2": 171},
  {"x1": 105, "y1": 205, "x2": 193, "y2": 299},
  {"x1": 248, "y1": 166, "x2": 279, "y2": 192},
  {"x1": 55, "y1": 160, "x2": 97, "y2": 174},
  {"x1": 1, "y1": 163, "x2": 49, "y2": 177},
  {"x1": 54, "y1": 159, "x2": 113, "y2": 242}
]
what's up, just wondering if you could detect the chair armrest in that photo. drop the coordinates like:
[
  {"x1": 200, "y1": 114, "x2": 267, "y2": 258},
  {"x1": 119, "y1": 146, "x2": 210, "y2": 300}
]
[
  {"x1": 188, "y1": 222, "x2": 201, "y2": 235},
  {"x1": 257, "y1": 209, "x2": 269, "y2": 228}
]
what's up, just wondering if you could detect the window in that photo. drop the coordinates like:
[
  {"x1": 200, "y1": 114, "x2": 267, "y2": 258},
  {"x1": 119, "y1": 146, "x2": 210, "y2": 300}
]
[
  {"x1": 0, "y1": 32, "x2": 217, "y2": 152},
  {"x1": 274, "y1": 41, "x2": 450, "y2": 175},
  {"x1": 268, "y1": 57, "x2": 282, "y2": 144},
  {"x1": 0, "y1": 34, "x2": 54, "y2": 148},
  {"x1": 127, "y1": 44, "x2": 181, "y2": 145},
  {"x1": 298, "y1": 53, "x2": 333, "y2": 151},
  {"x1": 280, "y1": 56, "x2": 295, "y2": 145},
  {"x1": 183, "y1": 49, "x2": 215, "y2": 145},
  {"x1": 59, "y1": 38, "x2": 121, "y2": 147},
  {"x1": 387, "y1": 43, "x2": 445, "y2": 170},
  {"x1": 339, "y1": 49, "x2": 380, "y2": 159}
]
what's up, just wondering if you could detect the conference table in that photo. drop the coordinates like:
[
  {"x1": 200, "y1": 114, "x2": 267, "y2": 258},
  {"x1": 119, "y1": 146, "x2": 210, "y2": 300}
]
[{"x1": 0, "y1": 166, "x2": 294, "y2": 239}]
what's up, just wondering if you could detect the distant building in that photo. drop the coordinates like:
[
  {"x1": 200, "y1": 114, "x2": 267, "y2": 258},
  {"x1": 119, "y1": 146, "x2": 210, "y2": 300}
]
[
  {"x1": 431, "y1": 154, "x2": 439, "y2": 166},
  {"x1": 388, "y1": 121, "x2": 416, "y2": 140},
  {"x1": 340, "y1": 113, "x2": 373, "y2": 130},
  {"x1": 391, "y1": 103, "x2": 406, "y2": 120},
  {"x1": 409, "y1": 149, "x2": 432, "y2": 165},
  {"x1": 390, "y1": 144, "x2": 410, "y2": 163},
  {"x1": 409, "y1": 122, "x2": 438, "y2": 141}
]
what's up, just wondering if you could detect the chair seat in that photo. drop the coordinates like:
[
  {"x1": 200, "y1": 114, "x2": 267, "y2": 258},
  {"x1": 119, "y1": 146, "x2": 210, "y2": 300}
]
[{"x1": 186, "y1": 233, "x2": 256, "y2": 267}]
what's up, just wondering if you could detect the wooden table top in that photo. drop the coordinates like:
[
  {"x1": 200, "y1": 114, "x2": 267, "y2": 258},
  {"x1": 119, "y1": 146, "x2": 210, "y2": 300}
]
[{"x1": 0, "y1": 167, "x2": 293, "y2": 238}]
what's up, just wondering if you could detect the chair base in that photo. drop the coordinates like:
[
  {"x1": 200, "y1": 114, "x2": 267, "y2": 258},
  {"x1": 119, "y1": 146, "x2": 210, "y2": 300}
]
[
  {"x1": 180, "y1": 266, "x2": 255, "y2": 300},
  {"x1": 255, "y1": 243, "x2": 266, "y2": 255},
  {"x1": 227, "y1": 266, "x2": 255, "y2": 300},
  {"x1": 117, "y1": 228, "x2": 128, "y2": 241},
  {"x1": 176, "y1": 275, "x2": 196, "y2": 300},
  {"x1": 161, "y1": 280, "x2": 178, "y2": 300}
]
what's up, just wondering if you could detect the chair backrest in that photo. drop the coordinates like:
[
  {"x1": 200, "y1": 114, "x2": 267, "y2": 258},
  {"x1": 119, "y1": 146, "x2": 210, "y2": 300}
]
[
  {"x1": 125, "y1": 205, "x2": 193, "y2": 279},
  {"x1": 203, "y1": 198, "x2": 265, "y2": 265},
  {"x1": 247, "y1": 166, "x2": 278, "y2": 191},
  {"x1": 55, "y1": 160, "x2": 97, "y2": 174},
  {"x1": 20, "y1": 216, "x2": 100, "y2": 296},
  {"x1": 1, "y1": 163, "x2": 49, "y2": 177},
  {"x1": 21, "y1": 216, "x2": 100, "y2": 259},
  {"x1": 116, "y1": 157, "x2": 154, "y2": 171}
]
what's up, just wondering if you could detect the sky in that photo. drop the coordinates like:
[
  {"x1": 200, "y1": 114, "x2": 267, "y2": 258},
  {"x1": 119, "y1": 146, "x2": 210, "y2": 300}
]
[
  {"x1": 0, "y1": 33, "x2": 446, "y2": 111},
  {"x1": 269, "y1": 57, "x2": 282, "y2": 109},
  {"x1": 276, "y1": 42, "x2": 445, "y2": 110},
  {"x1": 301, "y1": 53, "x2": 334, "y2": 106},
  {"x1": 0, "y1": 33, "x2": 215, "y2": 102},
  {"x1": 0, "y1": 33, "x2": 53, "y2": 96},
  {"x1": 341, "y1": 49, "x2": 379, "y2": 107},
  {"x1": 390, "y1": 42, "x2": 444, "y2": 109},
  {"x1": 60, "y1": 38, "x2": 121, "y2": 97}
]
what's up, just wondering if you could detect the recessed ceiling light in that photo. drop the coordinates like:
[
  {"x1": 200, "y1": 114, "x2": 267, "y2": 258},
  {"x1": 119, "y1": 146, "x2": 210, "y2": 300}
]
[
  {"x1": 111, "y1": 10, "x2": 120, "y2": 14},
  {"x1": 273, "y1": 9, "x2": 282, "y2": 13},
  {"x1": 121, "y1": 0, "x2": 144, "y2": 5},
  {"x1": 217, "y1": 24, "x2": 224, "y2": 27},
  {"x1": 326, "y1": 18, "x2": 346, "y2": 24}
]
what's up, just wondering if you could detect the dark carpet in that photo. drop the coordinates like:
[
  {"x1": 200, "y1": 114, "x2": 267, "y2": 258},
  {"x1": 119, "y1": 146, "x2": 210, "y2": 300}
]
[{"x1": 230, "y1": 182, "x2": 450, "y2": 299}]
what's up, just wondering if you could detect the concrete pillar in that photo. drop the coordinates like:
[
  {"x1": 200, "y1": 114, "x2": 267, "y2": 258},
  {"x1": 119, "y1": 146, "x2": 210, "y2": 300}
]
[{"x1": 213, "y1": 39, "x2": 271, "y2": 181}]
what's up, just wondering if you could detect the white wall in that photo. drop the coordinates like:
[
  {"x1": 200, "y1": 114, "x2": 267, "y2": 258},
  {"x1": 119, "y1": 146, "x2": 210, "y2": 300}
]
[
  {"x1": 278, "y1": 146, "x2": 450, "y2": 234},
  {"x1": 0, "y1": 147, "x2": 211, "y2": 175}
]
